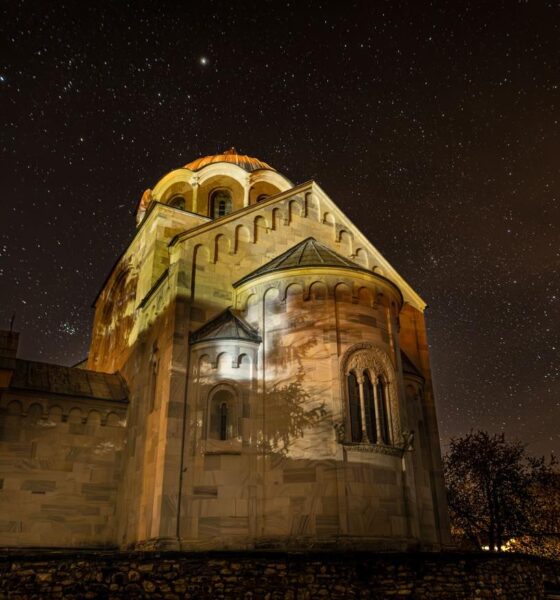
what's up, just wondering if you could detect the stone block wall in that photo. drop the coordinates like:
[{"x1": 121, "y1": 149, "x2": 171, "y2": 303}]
[
  {"x1": 83, "y1": 181, "x2": 450, "y2": 550},
  {"x1": 0, "y1": 393, "x2": 126, "y2": 547},
  {"x1": 0, "y1": 550, "x2": 558, "y2": 599}
]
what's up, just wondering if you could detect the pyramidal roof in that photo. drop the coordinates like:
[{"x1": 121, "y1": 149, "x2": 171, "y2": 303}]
[
  {"x1": 190, "y1": 307, "x2": 261, "y2": 345},
  {"x1": 234, "y1": 237, "x2": 368, "y2": 287}
]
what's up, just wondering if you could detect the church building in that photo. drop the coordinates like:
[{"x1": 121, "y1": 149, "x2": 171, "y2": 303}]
[{"x1": 0, "y1": 149, "x2": 450, "y2": 551}]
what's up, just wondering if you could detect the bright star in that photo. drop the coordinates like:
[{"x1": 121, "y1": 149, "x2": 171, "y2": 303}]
[{"x1": 200, "y1": 57, "x2": 208, "y2": 66}]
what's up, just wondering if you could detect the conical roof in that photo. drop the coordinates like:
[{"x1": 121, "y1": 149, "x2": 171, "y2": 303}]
[
  {"x1": 190, "y1": 307, "x2": 261, "y2": 345},
  {"x1": 184, "y1": 147, "x2": 275, "y2": 172},
  {"x1": 233, "y1": 237, "x2": 368, "y2": 287}
]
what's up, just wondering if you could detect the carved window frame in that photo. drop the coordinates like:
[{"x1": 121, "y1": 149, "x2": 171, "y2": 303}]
[{"x1": 340, "y1": 343, "x2": 401, "y2": 449}]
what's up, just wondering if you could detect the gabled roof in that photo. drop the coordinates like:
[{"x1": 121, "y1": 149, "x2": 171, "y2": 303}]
[
  {"x1": 190, "y1": 307, "x2": 261, "y2": 345},
  {"x1": 9, "y1": 359, "x2": 128, "y2": 402},
  {"x1": 400, "y1": 350, "x2": 424, "y2": 380},
  {"x1": 234, "y1": 237, "x2": 370, "y2": 287}
]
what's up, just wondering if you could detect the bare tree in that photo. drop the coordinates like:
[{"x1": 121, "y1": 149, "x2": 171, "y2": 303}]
[{"x1": 444, "y1": 430, "x2": 559, "y2": 557}]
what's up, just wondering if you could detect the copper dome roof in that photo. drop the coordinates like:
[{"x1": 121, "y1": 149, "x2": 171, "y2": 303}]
[{"x1": 184, "y1": 147, "x2": 275, "y2": 172}]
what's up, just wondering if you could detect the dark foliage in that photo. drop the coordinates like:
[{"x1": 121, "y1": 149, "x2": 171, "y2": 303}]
[{"x1": 444, "y1": 430, "x2": 559, "y2": 558}]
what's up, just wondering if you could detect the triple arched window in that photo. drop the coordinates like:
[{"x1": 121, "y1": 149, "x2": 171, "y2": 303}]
[
  {"x1": 345, "y1": 367, "x2": 392, "y2": 445},
  {"x1": 211, "y1": 189, "x2": 232, "y2": 219}
]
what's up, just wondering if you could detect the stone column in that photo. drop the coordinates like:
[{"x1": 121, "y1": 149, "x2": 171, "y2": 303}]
[
  {"x1": 357, "y1": 375, "x2": 369, "y2": 443},
  {"x1": 373, "y1": 380, "x2": 383, "y2": 444},
  {"x1": 243, "y1": 174, "x2": 250, "y2": 207},
  {"x1": 191, "y1": 176, "x2": 199, "y2": 213}
]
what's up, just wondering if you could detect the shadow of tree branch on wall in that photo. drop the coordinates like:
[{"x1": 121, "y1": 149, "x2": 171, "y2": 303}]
[{"x1": 261, "y1": 380, "x2": 328, "y2": 455}]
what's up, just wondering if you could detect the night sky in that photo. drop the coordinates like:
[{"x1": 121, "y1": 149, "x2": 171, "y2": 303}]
[{"x1": 1, "y1": 2, "x2": 559, "y2": 457}]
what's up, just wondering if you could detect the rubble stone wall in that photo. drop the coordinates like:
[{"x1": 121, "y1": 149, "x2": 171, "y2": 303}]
[{"x1": 0, "y1": 550, "x2": 558, "y2": 599}]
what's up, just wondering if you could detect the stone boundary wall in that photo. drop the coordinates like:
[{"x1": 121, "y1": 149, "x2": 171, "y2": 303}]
[{"x1": 0, "y1": 550, "x2": 558, "y2": 599}]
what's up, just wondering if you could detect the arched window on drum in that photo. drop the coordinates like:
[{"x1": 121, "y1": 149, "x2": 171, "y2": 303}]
[{"x1": 211, "y1": 189, "x2": 232, "y2": 218}]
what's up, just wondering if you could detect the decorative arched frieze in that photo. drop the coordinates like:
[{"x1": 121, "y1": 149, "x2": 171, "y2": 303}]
[
  {"x1": 234, "y1": 224, "x2": 251, "y2": 253},
  {"x1": 322, "y1": 211, "x2": 336, "y2": 228},
  {"x1": 270, "y1": 207, "x2": 283, "y2": 230},
  {"x1": 337, "y1": 229, "x2": 353, "y2": 256},
  {"x1": 357, "y1": 286, "x2": 374, "y2": 307},
  {"x1": 6, "y1": 399, "x2": 23, "y2": 415},
  {"x1": 253, "y1": 215, "x2": 268, "y2": 243},
  {"x1": 354, "y1": 248, "x2": 369, "y2": 268},
  {"x1": 27, "y1": 403, "x2": 44, "y2": 423},
  {"x1": 105, "y1": 412, "x2": 122, "y2": 427},
  {"x1": 307, "y1": 281, "x2": 328, "y2": 302},
  {"x1": 48, "y1": 405, "x2": 63, "y2": 422},
  {"x1": 334, "y1": 281, "x2": 353, "y2": 303},
  {"x1": 213, "y1": 233, "x2": 231, "y2": 263},
  {"x1": 87, "y1": 410, "x2": 102, "y2": 426},
  {"x1": 304, "y1": 191, "x2": 320, "y2": 220},
  {"x1": 287, "y1": 198, "x2": 303, "y2": 223},
  {"x1": 68, "y1": 407, "x2": 84, "y2": 424},
  {"x1": 281, "y1": 280, "x2": 305, "y2": 303}
]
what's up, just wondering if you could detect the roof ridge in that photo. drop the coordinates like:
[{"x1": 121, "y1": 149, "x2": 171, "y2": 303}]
[{"x1": 308, "y1": 240, "x2": 325, "y2": 264}]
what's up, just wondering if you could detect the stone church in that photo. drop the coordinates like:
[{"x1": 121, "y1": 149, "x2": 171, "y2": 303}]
[{"x1": 0, "y1": 148, "x2": 450, "y2": 551}]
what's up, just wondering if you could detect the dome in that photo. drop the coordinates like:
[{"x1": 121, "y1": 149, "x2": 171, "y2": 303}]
[{"x1": 184, "y1": 147, "x2": 275, "y2": 173}]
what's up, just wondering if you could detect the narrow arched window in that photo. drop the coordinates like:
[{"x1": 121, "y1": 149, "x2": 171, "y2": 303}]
[
  {"x1": 219, "y1": 402, "x2": 228, "y2": 440},
  {"x1": 377, "y1": 376, "x2": 390, "y2": 444},
  {"x1": 363, "y1": 371, "x2": 377, "y2": 443},
  {"x1": 211, "y1": 189, "x2": 232, "y2": 218},
  {"x1": 169, "y1": 196, "x2": 185, "y2": 210},
  {"x1": 347, "y1": 371, "x2": 362, "y2": 442},
  {"x1": 148, "y1": 344, "x2": 159, "y2": 412},
  {"x1": 209, "y1": 388, "x2": 236, "y2": 440}
]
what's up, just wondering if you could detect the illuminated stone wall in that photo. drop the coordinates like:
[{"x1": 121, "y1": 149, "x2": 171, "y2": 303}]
[
  {"x1": 0, "y1": 391, "x2": 126, "y2": 547},
  {"x1": 85, "y1": 161, "x2": 450, "y2": 550}
]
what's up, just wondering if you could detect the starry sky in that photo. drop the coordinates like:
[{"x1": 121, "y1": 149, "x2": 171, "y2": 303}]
[{"x1": 1, "y1": 1, "x2": 559, "y2": 456}]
